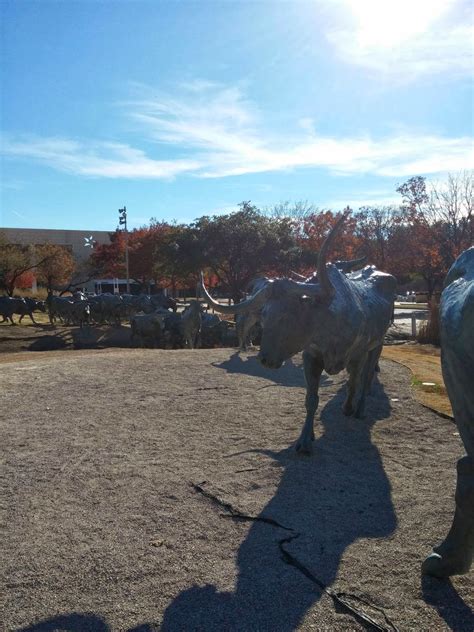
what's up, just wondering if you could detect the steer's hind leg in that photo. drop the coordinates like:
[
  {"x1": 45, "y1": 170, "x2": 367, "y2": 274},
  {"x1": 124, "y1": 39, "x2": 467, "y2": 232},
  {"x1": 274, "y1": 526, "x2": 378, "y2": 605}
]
[
  {"x1": 296, "y1": 351, "x2": 324, "y2": 454},
  {"x1": 343, "y1": 354, "x2": 367, "y2": 416},
  {"x1": 20, "y1": 313, "x2": 37, "y2": 325},
  {"x1": 367, "y1": 345, "x2": 383, "y2": 395},
  {"x1": 353, "y1": 346, "x2": 383, "y2": 419}
]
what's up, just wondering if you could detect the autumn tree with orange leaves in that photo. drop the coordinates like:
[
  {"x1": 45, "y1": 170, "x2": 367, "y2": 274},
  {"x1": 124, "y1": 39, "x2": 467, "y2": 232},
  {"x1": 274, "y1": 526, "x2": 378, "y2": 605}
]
[
  {"x1": 35, "y1": 243, "x2": 76, "y2": 293},
  {"x1": 298, "y1": 209, "x2": 363, "y2": 274},
  {"x1": 0, "y1": 233, "x2": 55, "y2": 296},
  {"x1": 90, "y1": 230, "x2": 126, "y2": 280}
]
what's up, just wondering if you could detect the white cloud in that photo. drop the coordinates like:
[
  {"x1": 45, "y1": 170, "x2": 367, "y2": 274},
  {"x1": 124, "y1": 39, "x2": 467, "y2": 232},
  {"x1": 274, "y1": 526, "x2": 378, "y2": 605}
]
[
  {"x1": 1, "y1": 136, "x2": 201, "y2": 179},
  {"x1": 326, "y1": 0, "x2": 473, "y2": 79},
  {"x1": 2, "y1": 84, "x2": 473, "y2": 180}
]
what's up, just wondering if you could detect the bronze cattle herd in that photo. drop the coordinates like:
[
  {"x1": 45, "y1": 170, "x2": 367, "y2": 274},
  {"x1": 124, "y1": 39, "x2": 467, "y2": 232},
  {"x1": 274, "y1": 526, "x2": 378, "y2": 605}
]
[
  {"x1": 1, "y1": 212, "x2": 473, "y2": 578},
  {"x1": 0, "y1": 290, "x2": 236, "y2": 349}
]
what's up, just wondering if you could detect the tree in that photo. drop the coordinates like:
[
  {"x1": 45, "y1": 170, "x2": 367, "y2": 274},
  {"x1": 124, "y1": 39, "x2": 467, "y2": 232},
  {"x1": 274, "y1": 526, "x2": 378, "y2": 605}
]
[
  {"x1": 89, "y1": 230, "x2": 126, "y2": 279},
  {"x1": 426, "y1": 171, "x2": 473, "y2": 267},
  {"x1": 152, "y1": 223, "x2": 201, "y2": 296},
  {"x1": 35, "y1": 243, "x2": 76, "y2": 293},
  {"x1": 396, "y1": 172, "x2": 474, "y2": 297},
  {"x1": 263, "y1": 200, "x2": 318, "y2": 220},
  {"x1": 298, "y1": 209, "x2": 363, "y2": 275},
  {"x1": 408, "y1": 219, "x2": 446, "y2": 297},
  {"x1": 127, "y1": 227, "x2": 157, "y2": 291},
  {"x1": 128, "y1": 222, "x2": 180, "y2": 292},
  {"x1": 194, "y1": 202, "x2": 299, "y2": 303},
  {"x1": 353, "y1": 205, "x2": 416, "y2": 281},
  {"x1": 14, "y1": 270, "x2": 35, "y2": 290},
  {"x1": 397, "y1": 175, "x2": 429, "y2": 215},
  {"x1": 0, "y1": 232, "x2": 39, "y2": 296}
]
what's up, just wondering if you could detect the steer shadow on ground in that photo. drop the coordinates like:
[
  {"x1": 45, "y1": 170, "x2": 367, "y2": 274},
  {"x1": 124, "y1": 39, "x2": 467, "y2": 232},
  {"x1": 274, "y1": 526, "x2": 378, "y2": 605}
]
[
  {"x1": 24, "y1": 325, "x2": 132, "y2": 352},
  {"x1": 161, "y1": 381, "x2": 398, "y2": 631},
  {"x1": 18, "y1": 613, "x2": 112, "y2": 632},
  {"x1": 421, "y1": 575, "x2": 474, "y2": 632},
  {"x1": 213, "y1": 351, "x2": 330, "y2": 389},
  {"x1": 19, "y1": 613, "x2": 159, "y2": 632}
]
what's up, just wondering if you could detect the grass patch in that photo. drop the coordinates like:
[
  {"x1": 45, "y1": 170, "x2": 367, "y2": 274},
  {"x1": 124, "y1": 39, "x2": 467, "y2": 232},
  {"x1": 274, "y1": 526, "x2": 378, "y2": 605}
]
[
  {"x1": 382, "y1": 344, "x2": 453, "y2": 419},
  {"x1": 0, "y1": 311, "x2": 51, "y2": 327},
  {"x1": 411, "y1": 376, "x2": 445, "y2": 395}
]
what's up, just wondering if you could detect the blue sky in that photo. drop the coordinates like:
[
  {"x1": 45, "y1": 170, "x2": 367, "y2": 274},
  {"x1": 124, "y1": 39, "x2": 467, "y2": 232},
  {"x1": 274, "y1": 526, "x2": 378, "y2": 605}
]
[{"x1": 1, "y1": 0, "x2": 473, "y2": 231}]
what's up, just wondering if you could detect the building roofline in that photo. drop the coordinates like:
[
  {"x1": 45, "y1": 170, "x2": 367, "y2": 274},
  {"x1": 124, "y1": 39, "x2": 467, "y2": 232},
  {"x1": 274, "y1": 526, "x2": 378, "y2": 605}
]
[{"x1": 1, "y1": 227, "x2": 112, "y2": 234}]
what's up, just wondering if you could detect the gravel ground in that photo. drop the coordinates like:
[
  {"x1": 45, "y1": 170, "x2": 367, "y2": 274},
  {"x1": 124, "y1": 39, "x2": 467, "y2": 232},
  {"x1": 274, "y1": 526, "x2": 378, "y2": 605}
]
[{"x1": 2, "y1": 348, "x2": 473, "y2": 631}]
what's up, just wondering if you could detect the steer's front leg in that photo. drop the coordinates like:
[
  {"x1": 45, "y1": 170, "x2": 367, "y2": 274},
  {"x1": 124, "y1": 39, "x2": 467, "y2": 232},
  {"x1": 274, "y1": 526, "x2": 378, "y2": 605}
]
[{"x1": 296, "y1": 350, "x2": 324, "y2": 454}]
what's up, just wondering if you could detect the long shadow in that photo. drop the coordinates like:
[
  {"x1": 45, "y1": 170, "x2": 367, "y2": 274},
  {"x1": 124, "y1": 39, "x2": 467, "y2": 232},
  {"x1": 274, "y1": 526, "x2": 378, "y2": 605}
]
[
  {"x1": 421, "y1": 574, "x2": 474, "y2": 631},
  {"x1": 18, "y1": 613, "x2": 111, "y2": 632},
  {"x1": 19, "y1": 323, "x2": 56, "y2": 331},
  {"x1": 28, "y1": 333, "x2": 69, "y2": 351},
  {"x1": 24, "y1": 325, "x2": 131, "y2": 351},
  {"x1": 214, "y1": 351, "x2": 330, "y2": 389},
  {"x1": 161, "y1": 381, "x2": 397, "y2": 631},
  {"x1": 17, "y1": 614, "x2": 160, "y2": 632}
]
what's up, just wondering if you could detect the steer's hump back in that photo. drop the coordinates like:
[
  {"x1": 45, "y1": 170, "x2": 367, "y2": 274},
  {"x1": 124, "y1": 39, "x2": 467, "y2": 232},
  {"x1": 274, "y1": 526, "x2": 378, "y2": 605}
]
[
  {"x1": 348, "y1": 265, "x2": 396, "y2": 299},
  {"x1": 441, "y1": 247, "x2": 474, "y2": 349},
  {"x1": 370, "y1": 270, "x2": 397, "y2": 298}
]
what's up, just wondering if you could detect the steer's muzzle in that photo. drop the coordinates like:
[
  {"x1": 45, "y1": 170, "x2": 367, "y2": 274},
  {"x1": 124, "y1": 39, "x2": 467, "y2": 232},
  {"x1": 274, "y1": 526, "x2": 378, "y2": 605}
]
[{"x1": 258, "y1": 352, "x2": 283, "y2": 370}]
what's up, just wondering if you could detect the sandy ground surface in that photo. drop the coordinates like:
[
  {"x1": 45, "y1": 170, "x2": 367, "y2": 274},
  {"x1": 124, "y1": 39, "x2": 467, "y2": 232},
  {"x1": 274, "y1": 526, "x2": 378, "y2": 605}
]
[{"x1": 2, "y1": 348, "x2": 473, "y2": 631}]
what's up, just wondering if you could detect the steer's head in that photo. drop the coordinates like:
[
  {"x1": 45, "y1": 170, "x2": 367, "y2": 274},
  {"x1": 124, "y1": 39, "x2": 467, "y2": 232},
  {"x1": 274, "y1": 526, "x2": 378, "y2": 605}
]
[{"x1": 257, "y1": 278, "x2": 331, "y2": 368}]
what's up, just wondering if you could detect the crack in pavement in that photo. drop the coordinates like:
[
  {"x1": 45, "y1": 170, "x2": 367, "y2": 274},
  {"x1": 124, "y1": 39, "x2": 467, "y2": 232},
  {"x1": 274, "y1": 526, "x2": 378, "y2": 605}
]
[
  {"x1": 191, "y1": 481, "x2": 293, "y2": 530},
  {"x1": 191, "y1": 481, "x2": 399, "y2": 632}
]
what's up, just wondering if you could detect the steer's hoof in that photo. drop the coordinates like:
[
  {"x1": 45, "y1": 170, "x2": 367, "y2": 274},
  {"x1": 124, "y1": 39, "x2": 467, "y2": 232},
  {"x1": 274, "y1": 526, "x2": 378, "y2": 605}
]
[
  {"x1": 342, "y1": 403, "x2": 354, "y2": 416},
  {"x1": 422, "y1": 552, "x2": 472, "y2": 578},
  {"x1": 295, "y1": 439, "x2": 313, "y2": 455}
]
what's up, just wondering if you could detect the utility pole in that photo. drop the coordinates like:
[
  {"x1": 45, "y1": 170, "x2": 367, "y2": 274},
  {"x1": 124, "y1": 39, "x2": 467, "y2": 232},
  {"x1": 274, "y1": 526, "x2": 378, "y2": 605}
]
[{"x1": 118, "y1": 206, "x2": 130, "y2": 293}]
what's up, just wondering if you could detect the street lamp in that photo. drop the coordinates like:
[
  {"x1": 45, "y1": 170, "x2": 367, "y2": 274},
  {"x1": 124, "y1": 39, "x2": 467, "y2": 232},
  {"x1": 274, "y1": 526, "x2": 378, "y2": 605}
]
[{"x1": 118, "y1": 206, "x2": 130, "y2": 293}]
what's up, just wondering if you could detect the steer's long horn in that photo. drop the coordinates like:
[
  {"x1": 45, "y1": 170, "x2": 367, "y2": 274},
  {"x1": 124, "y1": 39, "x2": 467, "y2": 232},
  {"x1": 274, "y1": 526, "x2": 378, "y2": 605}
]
[
  {"x1": 334, "y1": 255, "x2": 367, "y2": 273},
  {"x1": 317, "y1": 208, "x2": 351, "y2": 297},
  {"x1": 199, "y1": 272, "x2": 270, "y2": 314},
  {"x1": 289, "y1": 270, "x2": 307, "y2": 281}
]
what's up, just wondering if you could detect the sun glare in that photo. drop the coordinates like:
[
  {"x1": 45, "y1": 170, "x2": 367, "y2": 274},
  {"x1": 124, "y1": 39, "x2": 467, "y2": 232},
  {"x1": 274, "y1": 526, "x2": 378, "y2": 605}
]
[{"x1": 344, "y1": 0, "x2": 451, "y2": 48}]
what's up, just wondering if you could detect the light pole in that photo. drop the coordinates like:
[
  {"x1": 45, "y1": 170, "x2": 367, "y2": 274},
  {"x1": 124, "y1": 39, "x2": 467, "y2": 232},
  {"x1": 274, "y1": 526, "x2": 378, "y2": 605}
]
[{"x1": 118, "y1": 206, "x2": 130, "y2": 293}]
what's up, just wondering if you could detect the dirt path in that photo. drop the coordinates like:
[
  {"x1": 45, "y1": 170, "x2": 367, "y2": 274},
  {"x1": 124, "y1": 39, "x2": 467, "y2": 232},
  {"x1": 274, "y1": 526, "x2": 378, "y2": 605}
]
[{"x1": 2, "y1": 349, "x2": 472, "y2": 631}]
